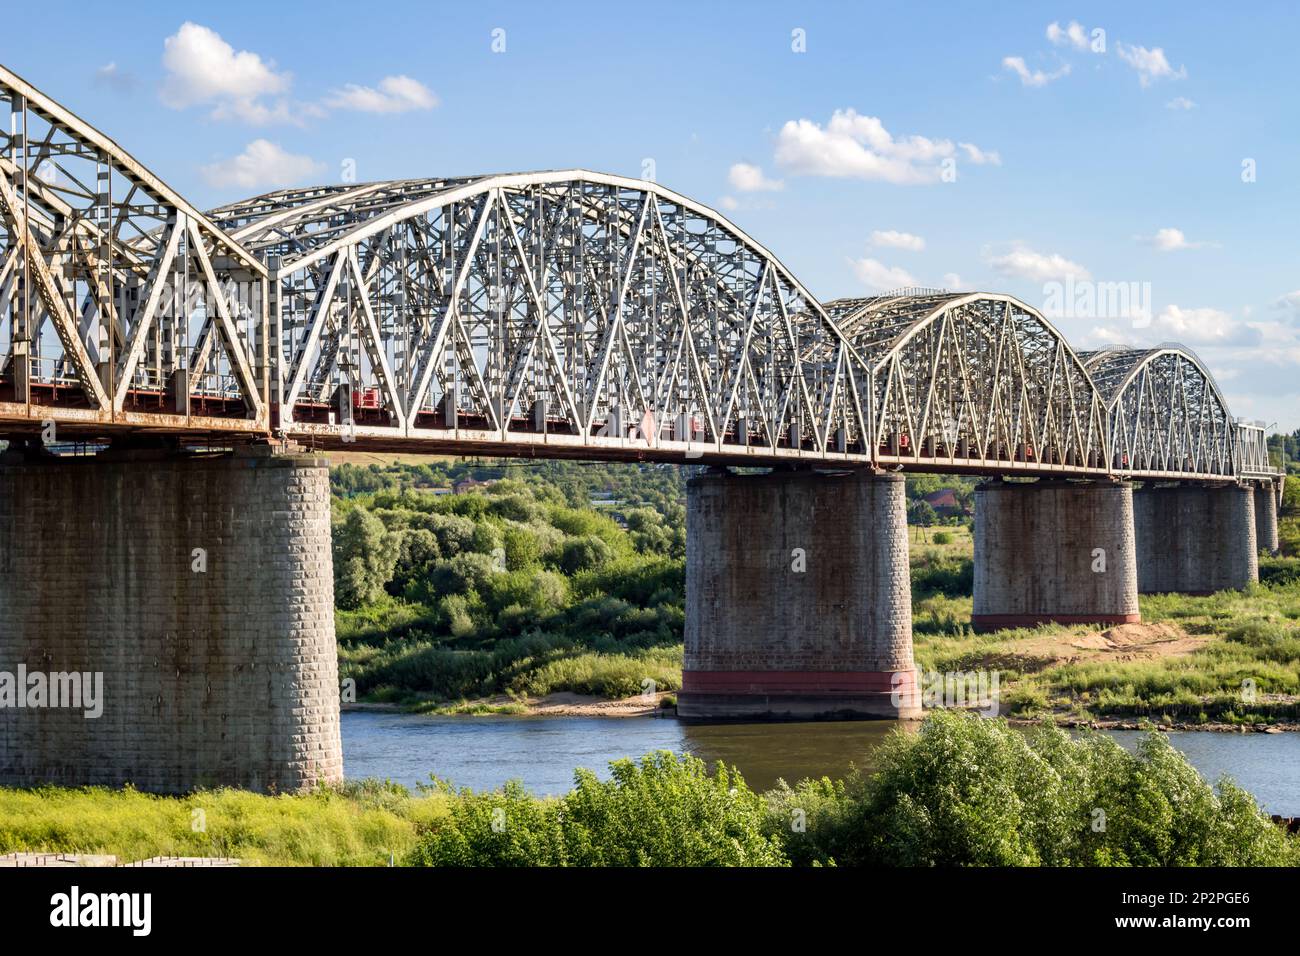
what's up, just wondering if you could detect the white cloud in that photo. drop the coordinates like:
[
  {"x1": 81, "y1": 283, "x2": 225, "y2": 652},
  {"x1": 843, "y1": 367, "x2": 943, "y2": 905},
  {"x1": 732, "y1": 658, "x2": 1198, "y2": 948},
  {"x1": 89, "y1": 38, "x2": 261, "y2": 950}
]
[
  {"x1": 94, "y1": 61, "x2": 135, "y2": 93},
  {"x1": 987, "y1": 244, "x2": 1091, "y2": 283},
  {"x1": 1147, "y1": 304, "x2": 1260, "y2": 346},
  {"x1": 1116, "y1": 43, "x2": 1187, "y2": 86},
  {"x1": 1046, "y1": 21, "x2": 1092, "y2": 51},
  {"x1": 1273, "y1": 290, "x2": 1300, "y2": 322},
  {"x1": 958, "y1": 142, "x2": 1002, "y2": 165},
  {"x1": 718, "y1": 195, "x2": 739, "y2": 211},
  {"x1": 727, "y1": 162, "x2": 783, "y2": 192},
  {"x1": 161, "y1": 22, "x2": 294, "y2": 124},
  {"x1": 1166, "y1": 96, "x2": 1197, "y2": 110},
  {"x1": 200, "y1": 139, "x2": 323, "y2": 190},
  {"x1": 1002, "y1": 56, "x2": 1071, "y2": 88},
  {"x1": 1138, "y1": 227, "x2": 1210, "y2": 251},
  {"x1": 942, "y1": 272, "x2": 964, "y2": 291},
  {"x1": 851, "y1": 257, "x2": 917, "y2": 291},
  {"x1": 773, "y1": 109, "x2": 996, "y2": 185},
  {"x1": 326, "y1": 75, "x2": 438, "y2": 113},
  {"x1": 869, "y1": 230, "x2": 925, "y2": 252}
]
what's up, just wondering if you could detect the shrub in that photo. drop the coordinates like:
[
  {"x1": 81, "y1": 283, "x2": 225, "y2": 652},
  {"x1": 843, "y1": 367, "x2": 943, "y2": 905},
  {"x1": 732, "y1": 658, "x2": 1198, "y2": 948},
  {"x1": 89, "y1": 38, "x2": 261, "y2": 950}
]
[
  {"x1": 911, "y1": 557, "x2": 974, "y2": 597},
  {"x1": 561, "y1": 753, "x2": 785, "y2": 866},
  {"x1": 769, "y1": 712, "x2": 1298, "y2": 867},
  {"x1": 407, "y1": 753, "x2": 786, "y2": 867},
  {"x1": 559, "y1": 535, "x2": 615, "y2": 575},
  {"x1": 407, "y1": 780, "x2": 567, "y2": 867},
  {"x1": 1226, "y1": 619, "x2": 1298, "y2": 646}
]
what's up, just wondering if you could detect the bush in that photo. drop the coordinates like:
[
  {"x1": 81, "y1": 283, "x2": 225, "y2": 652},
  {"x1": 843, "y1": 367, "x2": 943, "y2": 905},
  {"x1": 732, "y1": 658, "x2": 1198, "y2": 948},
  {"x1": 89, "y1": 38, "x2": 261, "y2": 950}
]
[
  {"x1": 407, "y1": 753, "x2": 786, "y2": 867},
  {"x1": 1260, "y1": 556, "x2": 1300, "y2": 587},
  {"x1": 1226, "y1": 619, "x2": 1299, "y2": 646},
  {"x1": 768, "y1": 711, "x2": 1298, "y2": 867},
  {"x1": 406, "y1": 780, "x2": 567, "y2": 867},
  {"x1": 559, "y1": 535, "x2": 615, "y2": 575},
  {"x1": 912, "y1": 557, "x2": 974, "y2": 597}
]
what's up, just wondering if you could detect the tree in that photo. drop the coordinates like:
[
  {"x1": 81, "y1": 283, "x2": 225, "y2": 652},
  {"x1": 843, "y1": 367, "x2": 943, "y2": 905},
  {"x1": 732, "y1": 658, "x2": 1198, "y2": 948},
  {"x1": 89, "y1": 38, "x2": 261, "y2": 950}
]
[
  {"x1": 559, "y1": 535, "x2": 615, "y2": 574},
  {"x1": 390, "y1": 528, "x2": 440, "y2": 593},
  {"x1": 333, "y1": 507, "x2": 399, "y2": 608},
  {"x1": 907, "y1": 499, "x2": 937, "y2": 527}
]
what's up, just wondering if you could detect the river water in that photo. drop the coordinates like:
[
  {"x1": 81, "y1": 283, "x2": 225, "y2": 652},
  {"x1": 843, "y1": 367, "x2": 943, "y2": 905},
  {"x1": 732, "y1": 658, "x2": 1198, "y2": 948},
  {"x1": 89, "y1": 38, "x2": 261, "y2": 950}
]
[{"x1": 341, "y1": 711, "x2": 1300, "y2": 815}]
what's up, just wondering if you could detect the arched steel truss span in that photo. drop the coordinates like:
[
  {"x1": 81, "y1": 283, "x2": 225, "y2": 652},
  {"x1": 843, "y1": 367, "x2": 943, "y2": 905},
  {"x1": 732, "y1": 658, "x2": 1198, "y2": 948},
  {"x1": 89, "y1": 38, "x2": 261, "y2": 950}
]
[
  {"x1": 823, "y1": 292, "x2": 1108, "y2": 475},
  {"x1": 0, "y1": 64, "x2": 268, "y2": 434},
  {"x1": 1081, "y1": 344, "x2": 1271, "y2": 481}
]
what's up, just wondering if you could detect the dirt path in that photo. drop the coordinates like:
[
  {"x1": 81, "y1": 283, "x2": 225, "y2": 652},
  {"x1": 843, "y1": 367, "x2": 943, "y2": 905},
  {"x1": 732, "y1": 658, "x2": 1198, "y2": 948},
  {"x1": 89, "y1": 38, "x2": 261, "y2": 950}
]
[{"x1": 983, "y1": 621, "x2": 1213, "y2": 674}]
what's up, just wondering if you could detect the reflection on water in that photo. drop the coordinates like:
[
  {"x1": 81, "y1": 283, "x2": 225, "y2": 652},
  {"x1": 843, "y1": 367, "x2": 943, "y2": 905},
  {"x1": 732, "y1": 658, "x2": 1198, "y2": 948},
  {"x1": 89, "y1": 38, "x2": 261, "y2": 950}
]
[
  {"x1": 678, "y1": 719, "x2": 913, "y2": 790},
  {"x1": 341, "y1": 711, "x2": 1300, "y2": 814}
]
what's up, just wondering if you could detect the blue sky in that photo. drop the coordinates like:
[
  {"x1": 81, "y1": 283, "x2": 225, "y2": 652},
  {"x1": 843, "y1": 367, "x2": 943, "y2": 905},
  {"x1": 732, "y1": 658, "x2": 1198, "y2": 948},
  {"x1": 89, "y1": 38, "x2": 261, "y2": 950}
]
[{"x1": 6, "y1": 1, "x2": 1298, "y2": 429}]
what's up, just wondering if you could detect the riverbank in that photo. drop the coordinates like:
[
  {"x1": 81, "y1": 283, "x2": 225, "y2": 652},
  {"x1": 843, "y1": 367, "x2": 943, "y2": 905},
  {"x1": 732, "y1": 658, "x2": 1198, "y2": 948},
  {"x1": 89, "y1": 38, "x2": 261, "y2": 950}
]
[
  {"x1": 348, "y1": 693, "x2": 1300, "y2": 731},
  {"x1": 346, "y1": 690, "x2": 674, "y2": 718},
  {"x1": 346, "y1": 604, "x2": 1300, "y2": 730},
  {"x1": 329, "y1": 465, "x2": 1300, "y2": 729}
]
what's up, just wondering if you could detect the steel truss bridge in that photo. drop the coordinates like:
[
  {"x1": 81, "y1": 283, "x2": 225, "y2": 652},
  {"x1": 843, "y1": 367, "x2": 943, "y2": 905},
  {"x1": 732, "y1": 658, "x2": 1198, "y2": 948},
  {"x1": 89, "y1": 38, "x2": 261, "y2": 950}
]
[{"x1": 0, "y1": 65, "x2": 1279, "y2": 484}]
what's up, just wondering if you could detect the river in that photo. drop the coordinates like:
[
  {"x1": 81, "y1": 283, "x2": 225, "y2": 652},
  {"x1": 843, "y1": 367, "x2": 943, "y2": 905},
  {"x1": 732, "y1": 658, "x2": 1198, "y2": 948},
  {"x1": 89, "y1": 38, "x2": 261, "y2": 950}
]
[{"x1": 341, "y1": 711, "x2": 1300, "y2": 815}]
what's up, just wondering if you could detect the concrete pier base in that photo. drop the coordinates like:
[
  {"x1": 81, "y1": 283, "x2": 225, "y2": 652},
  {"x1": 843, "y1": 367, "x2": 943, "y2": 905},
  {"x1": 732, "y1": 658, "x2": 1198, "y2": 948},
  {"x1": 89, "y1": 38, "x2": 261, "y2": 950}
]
[
  {"x1": 1255, "y1": 483, "x2": 1280, "y2": 556},
  {"x1": 679, "y1": 470, "x2": 919, "y2": 721},
  {"x1": 972, "y1": 480, "x2": 1139, "y2": 631},
  {"x1": 0, "y1": 446, "x2": 343, "y2": 793},
  {"x1": 1133, "y1": 483, "x2": 1258, "y2": 594}
]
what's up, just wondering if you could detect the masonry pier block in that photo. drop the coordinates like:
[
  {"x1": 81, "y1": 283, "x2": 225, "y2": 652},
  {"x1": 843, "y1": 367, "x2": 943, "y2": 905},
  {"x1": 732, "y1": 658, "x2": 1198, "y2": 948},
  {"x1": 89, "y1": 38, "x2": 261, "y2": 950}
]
[
  {"x1": 1254, "y1": 483, "x2": 1280, "y2": 556},
  {"x1": 679, "y1": 470, "x2": 919, "y2": 721},
  {"x1": 972, "y1": 479, "x2": 1139, "y2": 631},
  {"x1": 1133, "y1": 483, "x2": 1257, "y2": 594},
  {"x1": 0, "y1": 447, "x2": 343, "y2": 793}
]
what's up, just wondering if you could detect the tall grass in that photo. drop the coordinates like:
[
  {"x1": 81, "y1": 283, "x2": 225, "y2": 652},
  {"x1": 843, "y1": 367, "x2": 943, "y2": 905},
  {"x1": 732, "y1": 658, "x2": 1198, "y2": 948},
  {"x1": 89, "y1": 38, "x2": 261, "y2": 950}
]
[
  {"x1": 0, "y1": 782, "x2": 445, "y2": 866},
  {"x1": 511, "y1": 648, "x2": 682, "y2": 698}
]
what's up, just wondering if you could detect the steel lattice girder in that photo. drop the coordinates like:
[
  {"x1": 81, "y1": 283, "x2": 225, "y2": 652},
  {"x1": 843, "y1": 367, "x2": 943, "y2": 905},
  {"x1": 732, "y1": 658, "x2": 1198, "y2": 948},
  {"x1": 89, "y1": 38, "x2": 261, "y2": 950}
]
[
  {"x1": 0, "y1": 62, "x2": 1282, "y2": 483},
  {"x1": 0, "y1": 64, "x2": 268, "y2": 431},
  {"x1": 215, "y1": 171, "x2": 882, "y2": 464},
  {"x1": 824, "y1": 293, "x2": 1108, "y2": 472},
  {"x1": 1080, "y1": 344, "x2": 1238, "y2": 479}
]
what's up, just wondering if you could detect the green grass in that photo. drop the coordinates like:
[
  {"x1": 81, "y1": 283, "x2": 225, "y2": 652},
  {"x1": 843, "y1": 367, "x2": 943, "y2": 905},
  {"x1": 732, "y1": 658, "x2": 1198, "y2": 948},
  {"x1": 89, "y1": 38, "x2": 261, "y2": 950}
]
[
  {"x1": 0, "y1": 782, "x2": 447, "y2": 866},
  {"x1": 416, "y1": 699, "x2": 531, "y2": 716},
  {"x1": 511, "y1": 647, "x2": 683, "y2": 698}
]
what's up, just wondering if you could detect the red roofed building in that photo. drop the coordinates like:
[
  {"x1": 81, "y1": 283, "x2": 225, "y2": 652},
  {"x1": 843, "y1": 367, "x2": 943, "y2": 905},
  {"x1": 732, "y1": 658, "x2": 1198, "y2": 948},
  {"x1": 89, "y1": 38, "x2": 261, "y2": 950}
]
[{"x1": 922, "y1": 488, "x2": 969, "y2": 517}]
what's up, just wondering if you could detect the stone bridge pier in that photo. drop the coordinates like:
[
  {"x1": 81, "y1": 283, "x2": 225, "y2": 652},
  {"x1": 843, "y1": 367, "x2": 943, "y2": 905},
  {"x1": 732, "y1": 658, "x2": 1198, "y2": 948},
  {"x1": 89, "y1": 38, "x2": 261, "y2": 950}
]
[
  {"x1": 679, "y1": 469, "x2": 920, "y2": 721},
  {"x1": 1133, "y1": 483, "x2": 1258, "y2": 594},
  {"x1": 1254, "y1": 481, "x2": 1280, "y2": 556},
  {"x1": 972, "y1": 479, "x2": 1140, "y2": 631},
  {"x1": 0, "y1": 444, "x2": 343, "y2": 794}
]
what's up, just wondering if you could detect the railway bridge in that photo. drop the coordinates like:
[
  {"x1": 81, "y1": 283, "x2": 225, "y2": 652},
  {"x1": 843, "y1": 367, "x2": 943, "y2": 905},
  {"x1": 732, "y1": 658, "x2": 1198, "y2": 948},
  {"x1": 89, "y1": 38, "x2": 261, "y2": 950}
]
[{"x1": 0, "y1": 65, "x2": 1282, "y2": 792}]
